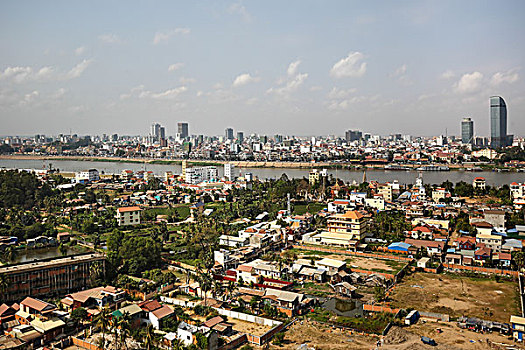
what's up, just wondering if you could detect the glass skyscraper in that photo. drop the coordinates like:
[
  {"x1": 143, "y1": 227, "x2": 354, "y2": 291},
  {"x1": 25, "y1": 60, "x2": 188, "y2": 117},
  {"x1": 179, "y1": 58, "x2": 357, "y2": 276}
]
[
  {"x1": 490, "y1": 96, "x2": 509, "y2": 148},
  {"x1": 461, "y1": 117, "x2": 474, "y2": 144}
]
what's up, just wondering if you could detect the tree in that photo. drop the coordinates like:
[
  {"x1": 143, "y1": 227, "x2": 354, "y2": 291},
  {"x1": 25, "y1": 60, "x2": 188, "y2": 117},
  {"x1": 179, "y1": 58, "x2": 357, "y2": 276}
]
[
  {"x1": 272, "y1": 332, "x2": 285, "y2": 346},
  {"x1": 71, "y1": 307, "x2": 88, "y2": 324},
  {"x1": 374, "y1": 286, "x2": 386, "y2": 302},
  {"x1": 512, "y1": 251, "x2": 525, "y2": 271},
  {"x1": 143, "y1": 324, "x2": 155, "y2": 350},
  {"x1": 93, "y1": 308, "x2": 111, "y2": 350},
  {"x1": 0, "y1": 273, "x2": 10, "y2": 295}
]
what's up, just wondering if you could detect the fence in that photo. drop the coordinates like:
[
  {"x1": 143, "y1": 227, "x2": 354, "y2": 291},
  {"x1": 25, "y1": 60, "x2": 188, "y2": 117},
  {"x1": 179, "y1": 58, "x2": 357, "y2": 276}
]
[
  {"x1": 443, "y1": 263, "x2": 518, "y2": 277},
  {"x1": 71, "y1": 337, "x2": 103, "y2": 350},
  {"x1": 363, "y1": 304, "x2": 400, "y2": 314},
  {"x1": 419, "y1": 311, "x2": 450, "y2": 322},
  {"x1": 160, "y1": 296, "x2": 198, "y2": 308},
  {"x1": 218, "y1": 334, "x2": 247, "y2": 350}
]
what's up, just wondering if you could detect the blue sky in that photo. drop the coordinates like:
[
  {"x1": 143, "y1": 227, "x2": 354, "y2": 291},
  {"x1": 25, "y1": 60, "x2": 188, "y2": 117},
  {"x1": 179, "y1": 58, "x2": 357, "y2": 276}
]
[{"x1": 1, "y1": 1, "x2": 524, "y2": 137}]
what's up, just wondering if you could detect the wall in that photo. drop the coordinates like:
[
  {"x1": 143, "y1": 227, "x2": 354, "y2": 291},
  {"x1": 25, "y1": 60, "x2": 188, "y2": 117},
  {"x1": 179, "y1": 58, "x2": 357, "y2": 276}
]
[
  {"x1": 71, "y1": 337, "x2": 103, "y2": 350},
  {"x1": 292, "y1": 244, "x2": 413, "y2": 262},
  {"x1": 443, "y1": 263, "x2": 518, "y2": 277}
]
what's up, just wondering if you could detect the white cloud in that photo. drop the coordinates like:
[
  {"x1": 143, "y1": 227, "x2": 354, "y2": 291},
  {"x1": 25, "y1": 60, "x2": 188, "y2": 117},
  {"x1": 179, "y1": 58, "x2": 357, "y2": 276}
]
[
  {"x1": 391, "y1": 64, "x2": 407, "y2": 78},
  {"x1": 328, "y1": 87, "x2": 357, "y2": 99},
  {"x1": 228, "y1": 2, "x2": 252, "y2": 22},
  {"x1": 52, "y1": 88, "x2": 67, "y2": 99},
  {"x1": 168, "y1": 63, "x2": 184, "y2": 72},
  {"x1": 287, "y1": 60, "x2": 301, "y2": 76},
  {"x1": 20, "y1": 90, "x2": 39, "y2": 105},
  {"x1": 267, "y1": 61, "x2": 308, "y2": 98},
  {"x1": 75, "y1": 46, "x2": 86, "y2": 56},
  {"x1": 0, "y1": 65, "x2": 54, "y2": 83},
  {"x1": 99, "y1": 34, "x2": 121, "y2": 44},
  {"x1": 153, "y1": 28, "x2": 190, "y2": 45},
  {"x1": 232, "y1": 73, "x2": 260, "y2": 87},
  {"x1": 66, "y1": 59, "x2": 93, "y2": 79},
  {"x1": 440, "y1": 70, "x2": 455, "y2": 80},
  {"x1": 179, "y1": 77, "x2": 196, "y2": 84},
  {"x1": 491, "y1": 69, "x2": 519, "y2": 86},
  {"x1": 121, "y1": 85, "x2": 187, "y2": 100},
  {"x1": 327, "y1": 95, "x2": 367, "y2": 110},
  {"x1": 330, "y1": 52, "x2": 367, "y2": 78},
  {"x1": 453, "y1": 72, "x2": 483, "y2": 94}
]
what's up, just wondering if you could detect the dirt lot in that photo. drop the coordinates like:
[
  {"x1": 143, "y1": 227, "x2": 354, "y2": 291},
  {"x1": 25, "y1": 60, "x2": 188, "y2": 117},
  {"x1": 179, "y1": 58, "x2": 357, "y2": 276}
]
[
  {"x1": 227, "y1": 318, "x2": 272, "y2": 336},
  {"x1": 323, "y1": 254, "x2": 405, "y2": 273},
  {"x1": 388, "y1": 272, "x2": 519, "y2": 322},
  {"x1": 271, "y1": 319, "x2": 379, "y2": 350},
  {"x1": 269, "y1": 321, "x2": 521, "y2": 350},
  {"x1": 381, "y1": 323, "x2": 520, "y2": 350}
]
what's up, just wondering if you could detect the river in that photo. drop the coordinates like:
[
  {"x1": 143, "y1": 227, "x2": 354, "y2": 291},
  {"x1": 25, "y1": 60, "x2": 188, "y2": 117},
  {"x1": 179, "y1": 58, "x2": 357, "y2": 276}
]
[{"x1": 0, "y1": 158, "x2": 523, "y2": 186}]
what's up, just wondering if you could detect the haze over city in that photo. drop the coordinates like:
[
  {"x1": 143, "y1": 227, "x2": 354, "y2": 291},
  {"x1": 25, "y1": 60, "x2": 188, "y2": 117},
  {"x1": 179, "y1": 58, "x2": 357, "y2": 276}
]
[{"x1": 1, "y1": 1, "x2": 524, "y2": 136}]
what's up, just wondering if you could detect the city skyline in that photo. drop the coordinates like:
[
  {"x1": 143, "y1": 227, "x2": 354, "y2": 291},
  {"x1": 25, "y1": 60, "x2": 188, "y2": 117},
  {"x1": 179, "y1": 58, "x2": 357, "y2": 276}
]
[{"x1": 1, "y1": 1, "x2": 524, "y2": 136}]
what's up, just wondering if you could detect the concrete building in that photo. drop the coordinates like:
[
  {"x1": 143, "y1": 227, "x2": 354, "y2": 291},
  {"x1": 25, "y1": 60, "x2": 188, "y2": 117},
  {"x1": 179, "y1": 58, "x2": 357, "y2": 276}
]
[
  {"x1": 116, "y1": 206, "x2": 142, "y2": 226},
  {"x1": 185, "y1": 166, "x2": 218, "y2": 184},
  {"x1": 224, "y1": 163, "x2": 236, "y2": 181},
  {"x1": 75, "y1": 169, "x2": 99, "y2": 184},
  {"x1": 461, "y1": 117, "x2": 474, "y2": 144},
  {"x1": 0, "y1": 253, "x2": 105, "y2": 302},
  {"x1": 178, "y1": 122, "x2": 189, "y2": 139},
  {"x1": 225, "y1": 128, "x2": 234, "y2": 140},
  {"x1": 490, "y1": 96, "x2": 512, "y2": 148}
]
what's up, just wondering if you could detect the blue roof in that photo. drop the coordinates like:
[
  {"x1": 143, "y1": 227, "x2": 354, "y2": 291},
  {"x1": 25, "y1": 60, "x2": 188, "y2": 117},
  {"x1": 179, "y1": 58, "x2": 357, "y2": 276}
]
[
  {"x1": 459, "y1": 230, "x2": 470, "y2": 234},
  {"x1": 507, "y1": 228, "x2": 518, "y2": 233},
  {"x1": 388, "y1": 242, "x2": 411, "y2": 251}
]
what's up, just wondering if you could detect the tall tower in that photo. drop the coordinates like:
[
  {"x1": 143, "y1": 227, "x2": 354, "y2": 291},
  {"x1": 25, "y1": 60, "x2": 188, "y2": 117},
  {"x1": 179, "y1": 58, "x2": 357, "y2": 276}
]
[
  {"x1": 490, "y1": 96, "x2": 508, "y2": 148},
  {"x1": 461, "y1": 117, "x2": 474, "y2": 144},
  {"x1": 225, "y1": 128, "x2": 234, "y2": 140},
  {"x1": 177, "y1": 122, "x2": 189, "y2": 139}
]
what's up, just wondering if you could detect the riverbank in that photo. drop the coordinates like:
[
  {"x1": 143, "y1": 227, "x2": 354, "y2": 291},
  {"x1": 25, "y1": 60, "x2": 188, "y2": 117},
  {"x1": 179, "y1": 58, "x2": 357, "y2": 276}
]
[{"x1": 0, "y1": 154, "x2": 509, "y2": 171}]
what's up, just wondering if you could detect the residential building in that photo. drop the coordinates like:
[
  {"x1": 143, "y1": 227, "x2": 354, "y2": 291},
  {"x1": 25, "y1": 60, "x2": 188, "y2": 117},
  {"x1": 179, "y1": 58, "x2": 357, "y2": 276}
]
[
  {"x1": 75, "y1": 169, "x2": 99, "y2": 184},
  {"x1": 483, "y1": 209, "x2": 505, "y2": 231},
  {"x1": 473, "y1": 177, "x2": 486, "y2": 190},
  {"x1": 224, "y1": 163, "x2": 236, "y2": 181},
  {"x1": 0, "y1": 253, "x2": 105, "y2": 302},
  {"x1": 475, "y1": 232, "x2": 503, "y2": 252},
  {"x1": 225, "y1": 128, "x2": 234, "y2": 140},
  {"x1": 185, "y1": 166, "x2": 218, "y2": 184},
  {"x1": 511, "y1": 315, "x2": 525, "y2": 341},
  {"x1": 326, "y1": 210, "x2": 367, "y2": 241},
  {"x1": 116, "y1": 206, "x2": 141, "y2": 226}
]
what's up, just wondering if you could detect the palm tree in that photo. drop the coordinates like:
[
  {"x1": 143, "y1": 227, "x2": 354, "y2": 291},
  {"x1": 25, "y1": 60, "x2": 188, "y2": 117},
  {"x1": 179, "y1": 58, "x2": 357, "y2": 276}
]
[
  {"x1": 143, "y1": 324, "x2": 154, "y2": 350},
  {"x1": 0, "y1": 273, "x2": 10, "y2": 295},
  {"x1": 109, "y1": 314, "x2": 120, "y2": 350},
  {"x1": 118, "y1": 312, "x2": 132, "y2": 350},
  {"x1": 93, "y1": 307, "x2": 111, "y2": 349}
]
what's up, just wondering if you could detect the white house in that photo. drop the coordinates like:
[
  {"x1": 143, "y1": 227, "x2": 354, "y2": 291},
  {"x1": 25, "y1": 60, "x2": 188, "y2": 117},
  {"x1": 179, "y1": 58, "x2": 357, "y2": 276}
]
[{"x1": 75, "y1": 169, "x2": 99, "y2": 184}]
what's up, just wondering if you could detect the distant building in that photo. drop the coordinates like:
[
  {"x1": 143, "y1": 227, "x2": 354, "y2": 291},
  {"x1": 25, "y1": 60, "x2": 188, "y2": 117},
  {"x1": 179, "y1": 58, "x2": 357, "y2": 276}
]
[
  {"x1": 236, "y1": 131, "x2": 244, "y2": 144},
  {"x1": 309, "y1": 169, "x2": 327, "y2": 185},
  {"x1": 224, "y1": 163, "x2": 236, "y2": 181},
  {"x1": 116, "y1": 206, "x2": 142, "y2": 226},
  {"x1": 345, "y1": 130, "x2": 362, "y2": 143},
  {"x1": 178, "y1": 122, "x2": 189, "y2": 139},
  {"x1": 472, "y1": 177, "x2": 486, "y2": 190},
  {"x1": 225, "y1": 128, "x2": 234, "y2": 140},
  {"x1": 185, "y1": 166, "x2": 218, "y2": 184},
  {"x1": 461, "y1": 117, "x2": 474, "y2": 144},
  {"x1": 490, "y1": 96, "x2": 512, "y2": 148},
  {"x1": 151, "y1": 123, "x2": 161, "y2": 141},
  {"x1": 75, "y1": 169, "x2": 99, "y2": 184}
]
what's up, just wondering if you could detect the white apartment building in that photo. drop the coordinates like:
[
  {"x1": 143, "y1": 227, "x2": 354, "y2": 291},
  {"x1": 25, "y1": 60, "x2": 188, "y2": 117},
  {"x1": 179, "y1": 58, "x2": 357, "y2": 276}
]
[
  {"x1": 75, "y1": 169, "x2": 99, "y2": 183},
  {"x1": 185, "y1": 166, "x2": 218, "y2": 184},
  {"x1": 224, "y1": 163, "x2": 236, "y2": 181}
]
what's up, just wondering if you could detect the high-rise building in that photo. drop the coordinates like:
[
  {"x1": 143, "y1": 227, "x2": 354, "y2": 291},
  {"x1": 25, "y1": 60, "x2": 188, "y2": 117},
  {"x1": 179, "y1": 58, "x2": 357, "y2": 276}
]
[
  {"x1": 345, "y1": 130, "x2": 362, "y2": 143},
  {"x1": 178, "y1": 122, "x2": 189, "y2": 139},
  {"x1": 159, "y1": 126, "x2": 166, "y2": 140},
  {"x1": 151, "y1": 123, "x2": 161, "y2": 140},
  {"x1": 237, "y1": 131, "x2": 244, "y2": 144},
  {"x1": 490, "y1": 96, "x2": 511, "y2": 148},
  {"x1": 461, "y1": 117, "x2": 474, "y2": 144},
  {"x1": 224, "y1": 163, "x2": 236, "y2": 181},
  {"x1": 225, "y1": 128, "x2": 234, "y2": 140}
]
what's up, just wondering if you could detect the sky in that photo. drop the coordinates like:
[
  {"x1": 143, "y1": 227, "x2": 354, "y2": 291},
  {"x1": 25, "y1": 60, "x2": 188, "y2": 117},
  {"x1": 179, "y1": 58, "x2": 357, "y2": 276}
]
[{"x1": 1, "y1": 1, "x2": 524, "y2": 138}]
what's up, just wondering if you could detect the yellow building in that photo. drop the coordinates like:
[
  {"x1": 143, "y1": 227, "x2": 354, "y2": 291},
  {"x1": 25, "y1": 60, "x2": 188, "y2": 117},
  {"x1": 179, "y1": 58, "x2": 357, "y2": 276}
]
[{"x1": 326, "y1": 210, "x2": 367, "y2": 241}]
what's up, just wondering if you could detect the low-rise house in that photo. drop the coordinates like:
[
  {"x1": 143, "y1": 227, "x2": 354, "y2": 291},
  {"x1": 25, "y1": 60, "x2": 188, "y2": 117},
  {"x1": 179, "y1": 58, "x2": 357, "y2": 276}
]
[
  {"x1": 263, "y1": 288, "x2": 304, "y2": 317},
  {"x1": 30, "y1": 317, "x2": 65, "y2": 343},
  {"x1": 8, "y1": 324, "x2": 42, "y2": 347},
  {"x1": 61, "y1": 286, "x2": 125, "y2": 312},
  {"x1": 404, "y1": 239, "x2": 445, "y2": 256},
  {"x1": 19, "y1": 298, "x2": 56, "y2": 318},
  {"x1": 444, "y1": 253, "x2": 462, "y2": 265},
  {"x1": 332, "y1": 282, "x2": 357, "y2": 297},
  {"x1": 149, "y1": 305, "x2": 174, "y2": 329},
  {"x1": 177, "y1": 321, "x2": 198, "y2": 346},
  {"x1": 511, "y1": 315, "x2": 525, "y2": 341},
  {"x1": 473, "y1": 177, "x2": 486, "y2": 190},
  {"x1": 112, "y1": 304, "x2": 145, "y2": 329},
  {"x1": 493, "y1": 252, "x2": 512, "y2": 268},
  {"x1": 474, "y1": 246, "x2": 492, "y2": 265},
  {"x1": 454, "y1": 236, "x2": 476, "y2": 250},
  {"x1": 484, "y1": 210, "x2": 506, "y2": 231},
  {"x1": 476, "y1": 233, "x2": 503, "y2": 252},
  {"x1": 502, "y1": 239, "x2": 523, "y2": 252},
  {"x1": 296, "y1": 266, "x2": 327, "y2": 282}
]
